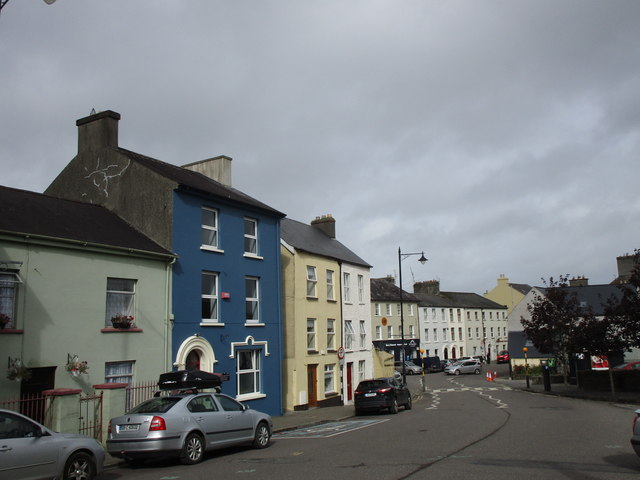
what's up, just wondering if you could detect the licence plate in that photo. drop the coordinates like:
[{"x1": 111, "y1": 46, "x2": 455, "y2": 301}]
[
  {"x1": 118, "y1": 424, "x2": 139, "y2": 432},
  {"x1": 364, "y1": 393, "x2": 376, "y2": 397}
]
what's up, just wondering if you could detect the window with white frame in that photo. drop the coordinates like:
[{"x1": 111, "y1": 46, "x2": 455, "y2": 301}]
[
  {"x1": 476, "y1": 327, "x2": 480, "y2": 338},
  {"x1": 237, "y1": 349, "x2": 261, "y2": 396},
  {"x1": 451, "y1": 327, "x2": 455, "y2": 341},
  {"x1": 458, "y1": 327, "x2": 463, "y2": 340},
  {"x1": 105, "y1": 278, "x2": 136, "y2": 327},
  {"x1": 375, "y1": 326, "x2": 382, "y2": 340},
  {"x1": 468, "y1": 327, "x2": 472, "y2": 339},
  {"x1": 467, "y1": 311, "x2": 470, "y2": 321},
  {"x1": 0, "y1": 272, "x2": 21, "y2": 329},
  {"x1": 243, "y1": 218, "x2": 258, "y2": 255},
  {"x1": 424, "y1": 328, "x2": 429, "y2": 341},
  {"x1": 324, "y1": 364, "x2": 335, "y2": 393},
  {"x1": 327, "y1": 319, "x2": 335, "y2": 350},
  {"x1": 375, "y1": 303, "x2": 381, "y2": 316},
  {"x1": 386, "y1": 304, "x2": 392, "y2": 316},
  {"x1": 201, "y1": 272, "x2": 219, "y2": 323},
  {"x1": 442, "y1": 328, "x2": 447, "y2": 341},
  {"x1": 409, "y1": 324, "x2": 415, "y2": 338},
  {"x1": 326, "y1": 270, "x2": 335, "y2": 301},
  {"x1": 396, "y1": 304, "x2": 401, "y2": 316},
  {"x1": 490, "y1": 327, "x2": 494, "y2": 338},
  {"x1": 433, "y1": 328, "x2": 437, "y2": 341},
  {"x1": 201, "y1": 207, "x2": 219, "y2": 248},
  {"x1": 457, "y1": 309, "x2": 461, "y2": 322},
  {"x1": 343, "y1": 273, "x2": 351, "y2": 302},
  {"x1": 387, "y1": 325, "x2": 393, "y2": 339},
  {"x1": 357, "y1": 275, "x2": 364, "y2": 303},
  {"x1": 307, "y1": 319, "x2": 317, "y2": 351},
  {"x1": 105, "y1": 361, "x2": 134, "y2": 384},
  {"x1": 408, "y1": 304, "x2": 414, "y2": 316},
  {"x1": 306, "y1": 266, "x2": 317, "y2": 298},
  {"x1": 358, "y1": 360, "x2": 366, "y2": 383},
  {"x1": 359, "y1": 320, "x2": 366, "y2": 348},
  {"x1": 345, "y1": 320, "x2": 355, "y2": 349},
  {"x1": 245, "y1": 277, "x2": 260, "y2": 323}
]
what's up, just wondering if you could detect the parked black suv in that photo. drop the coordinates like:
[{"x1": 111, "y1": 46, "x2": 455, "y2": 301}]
[{"x1": 354, "y1": 377, "x2": 412, "y2": 415}]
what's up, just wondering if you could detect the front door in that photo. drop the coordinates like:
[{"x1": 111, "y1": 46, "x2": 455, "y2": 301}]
[
  {"x1": 307, "y1": 365, "x2": 317, "y2": 407},
  {"x1": 346, "y1": 363, "x2": 353, "y2": 401},
  {"x1": 20, "y1": 367, "x2": 55, "y2": 424}
]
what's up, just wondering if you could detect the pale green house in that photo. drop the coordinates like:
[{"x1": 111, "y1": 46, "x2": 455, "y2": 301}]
[{"x1": 0, "y1": 186, "x2": 175, "y2": 401}]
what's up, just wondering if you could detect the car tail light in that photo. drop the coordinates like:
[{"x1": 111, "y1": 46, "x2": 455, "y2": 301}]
[
  {"x1": 354, "y1": 390, "x2": 362, "y2": 396},
  {"x1": 377, "y1": 387, "x2": 392, "y2": 393},
  {"x1": 634, "y1": 414, "x2": 639, "y2": 432},
  {"x1": 149, "y1": 416, "x2": 166, "y2": 431},
  {"x1": 107, "y1": 419, "x2": 112, "y2": 434}
]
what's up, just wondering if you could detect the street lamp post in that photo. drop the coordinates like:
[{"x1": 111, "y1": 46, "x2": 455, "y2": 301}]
[
  {"x1": 397, "y1": 247, "x2": 427, "y2": 384},
  {"x1": 523, "y1": 347, "x2": 530, "y2": 389}
]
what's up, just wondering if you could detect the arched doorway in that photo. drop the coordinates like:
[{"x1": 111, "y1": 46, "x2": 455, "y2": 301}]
[
  {"x1": 443, "y1": 347, "x2": 448, "y2": 360},
  {"x1": 451, "y1": 347, "x2": 457, "y2": 359},
  {"x1": 175, "y1": 336, "x2": 216, "y2": 372}
]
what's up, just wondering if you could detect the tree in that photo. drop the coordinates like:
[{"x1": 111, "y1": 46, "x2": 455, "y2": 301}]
[
  {"x1": 521, "y1": 275, "x2": 593, "y2": 385},
  {"x1": 605, "y1": 250, "x2": 640, "y2": 346}
]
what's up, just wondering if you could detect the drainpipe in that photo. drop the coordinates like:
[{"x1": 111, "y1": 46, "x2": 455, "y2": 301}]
[
  {"x1": 165, "y1": 257, "x2": 176, "y2": 371},
  {"x1": 338, "y1": 261, "x2": 345, "y2": 403}
]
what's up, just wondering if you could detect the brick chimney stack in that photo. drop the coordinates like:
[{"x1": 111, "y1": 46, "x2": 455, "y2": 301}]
[
  {"x1": 310, "y1": 214, "x2": 336, "y2": 239},
  {"x1": 182, "y1": 155, "x2": 233, "y2": 187},
  {"x1": 414, "y1": 280, "x2": 440, "y2": 295},
  {"x1": 76, "y1": 110, "x2": 120, "y2": 153},
  {"x1": 569, "y1": 276, "x2": 589, "y2": 287}
]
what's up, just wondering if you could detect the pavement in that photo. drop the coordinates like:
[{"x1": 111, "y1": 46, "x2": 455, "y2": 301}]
[{"x1": 104, "y1": 376, "x2": 640, "y2": 467}]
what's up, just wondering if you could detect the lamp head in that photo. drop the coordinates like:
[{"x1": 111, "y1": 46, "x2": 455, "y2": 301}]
[{"x1": 418, "y1": 252, "x2": 428, "y2": 265}]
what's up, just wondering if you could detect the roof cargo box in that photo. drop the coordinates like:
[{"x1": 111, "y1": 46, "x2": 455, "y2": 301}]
[{"x1": 158, "y1": 369, "x2": 222, "y2": 391}]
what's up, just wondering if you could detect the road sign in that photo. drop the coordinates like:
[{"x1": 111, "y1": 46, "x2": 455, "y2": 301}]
[{"x1": 337, "y1": 347, "x2": 345, "y2": 359}]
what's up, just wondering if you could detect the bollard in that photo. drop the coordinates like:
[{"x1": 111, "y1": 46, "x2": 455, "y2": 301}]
[{"x1": 543, "y1": 365, "x2": 551, "y2": 392}]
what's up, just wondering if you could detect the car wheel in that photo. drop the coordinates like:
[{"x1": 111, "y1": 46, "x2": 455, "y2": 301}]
[
  {"x1": 180, "y1": 432, "x2": 205, "y2": 465},
  {"x1": 404, "y1": 395, "x2": 412, "y2": 410},
  {"x1": 63, "y1": 452, "x2": 96, "y2": 480},
  {"x1": 454, "y1": 369, "x2": 461, "y2": 376},
  {"x1": 389, "y1": 398, "x2": 399, "y2": 414},
  {"x1": 252, "y1": 421, "x2": 271, "y2": 449},
  {"x1": 474, "y1": 368, "x2": 480, "y2": 374}
]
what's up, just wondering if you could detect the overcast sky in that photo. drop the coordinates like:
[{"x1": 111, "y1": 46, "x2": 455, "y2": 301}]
[{"x1": 2, "y1": 1, "x2": 639, "y2": 294}]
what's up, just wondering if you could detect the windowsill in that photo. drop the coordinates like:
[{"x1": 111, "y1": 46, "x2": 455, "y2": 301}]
[
  {"x1": 307, "y1": 349, "x2": 319, "y2": 354},
  {"x1": 243, "y1": 253, "x2": 264, "y2": 260},
  {"x1": 327, "y1": 299, "x2": 337, "y2": 303},
  {"x1": 306, "y1": 296, "x2": 318, "y2": 301},
  {"x1": 327, "y1": 348, "x2": 337, "y2": 353},
  {"x1": 236, "y1": 392, "x2": 266, "y2": 402},
  {"x1": 325, "y1": 392, "x2": 339, "y2": 398},
  {"x1": 244, "y1": 322, "x2": 265, "y2": 327},
  {"x1": 200, "y1": 322, "x2": 225, "y2": 327},
  {"x1": 200, "y1": 245, "x2": 224, "y2": 254},
  {"x1": 0, "y1": 328, "x2": 23, "y2": 334},
  {"x1": 101, "y1": 328, "x2": 143, "y2": 333}
]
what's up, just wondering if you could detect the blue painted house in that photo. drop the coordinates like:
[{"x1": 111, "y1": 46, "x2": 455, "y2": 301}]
[{"x1": 46, "y1": 110, "x2": 285, "y2": 415}]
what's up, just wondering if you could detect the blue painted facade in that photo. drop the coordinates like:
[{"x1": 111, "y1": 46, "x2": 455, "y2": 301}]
[{"x1": 171, "y1": 190, "x2": 284, "y2": 416}]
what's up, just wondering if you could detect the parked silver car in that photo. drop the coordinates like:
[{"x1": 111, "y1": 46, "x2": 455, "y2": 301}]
[
  {"x1": 394, "y1": 360, "x2": 423, "y2": 375},
  {"x1": 0, "y1": 408, "x2": 105, "y2": 480},
  {"x1": 444, "y1": 359, "x2": 482, "y2": 375},
  {"x1": 107, "y1": 392, "x2": 272, "y2": 465},
  {"x1": 632, "y1": 409, "x2": 640, "y2": 457}
]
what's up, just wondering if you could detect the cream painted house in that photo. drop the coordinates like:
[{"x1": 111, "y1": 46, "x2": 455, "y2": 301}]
[
  {"x1": 280, "y1": 215, "x2": 372, "y2": 411},
  {"x1": 484, "y1": 274, "x2": 531, "y2": 314}
]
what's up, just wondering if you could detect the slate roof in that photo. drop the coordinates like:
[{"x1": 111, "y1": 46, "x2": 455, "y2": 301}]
[
  {"x1": 413, "y1": 291, "x2": 508, "y2": 310},
  {"x1": 370, "y1": 277, "x2": 419, "y2": 303},
  {"x1": 280, "y1": 218, "x2": 370, "y2": 268},
  {"x1": 509, "y1": 283, "x2": 532, "y2": 295},
  {"x1": 534, "y1": 284, "x2": 631, "y2": 316},
  {"x1": 0, "y1": 185, "x2": 173, "y2": 257},
  {"x1": 118, "y1": 148, "x2": 285, "y2": 217}
]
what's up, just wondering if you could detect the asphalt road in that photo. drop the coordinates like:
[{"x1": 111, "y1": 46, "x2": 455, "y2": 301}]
[{"x1": 100, "y1": 365, "x2": 640, "y2": 480}]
